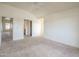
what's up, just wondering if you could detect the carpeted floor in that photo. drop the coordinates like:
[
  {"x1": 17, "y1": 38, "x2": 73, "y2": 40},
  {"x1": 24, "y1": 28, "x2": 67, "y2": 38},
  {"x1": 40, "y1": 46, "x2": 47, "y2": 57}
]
[{"x1": 0, "y1": 37, "x2": 79, "y2": 57}]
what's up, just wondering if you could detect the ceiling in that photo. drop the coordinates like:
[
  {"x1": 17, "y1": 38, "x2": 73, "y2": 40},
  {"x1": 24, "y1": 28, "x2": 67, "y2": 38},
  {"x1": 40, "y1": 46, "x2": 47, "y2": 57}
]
[{"x1": 1, "y1": 2, "x2": 79, "y2": 18}]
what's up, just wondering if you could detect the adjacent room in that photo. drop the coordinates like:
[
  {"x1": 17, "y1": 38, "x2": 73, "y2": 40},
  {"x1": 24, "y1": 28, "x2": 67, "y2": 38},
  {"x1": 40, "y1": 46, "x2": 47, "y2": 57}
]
[{"x1": 0, "y1": 2, "x2": 79, "y2": 57}]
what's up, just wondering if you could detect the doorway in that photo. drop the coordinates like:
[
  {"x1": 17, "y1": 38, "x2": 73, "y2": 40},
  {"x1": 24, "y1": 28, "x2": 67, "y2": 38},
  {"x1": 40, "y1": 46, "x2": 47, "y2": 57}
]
[
  {"x1": 24, "y1": 20, "x2": 32, "y2": 37},
  {"x1": 1, "y1": 17, "x2": 13, "y2": 42}
]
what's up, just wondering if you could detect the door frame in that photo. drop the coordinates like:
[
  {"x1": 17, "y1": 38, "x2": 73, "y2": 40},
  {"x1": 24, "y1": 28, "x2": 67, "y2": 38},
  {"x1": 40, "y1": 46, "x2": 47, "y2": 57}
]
[
  {"x1": 1, "y1": 16, "x2": 13, "y2": 42},
  {"x1": 24, "y1": 19, "x2": 32, "y2": 36}
]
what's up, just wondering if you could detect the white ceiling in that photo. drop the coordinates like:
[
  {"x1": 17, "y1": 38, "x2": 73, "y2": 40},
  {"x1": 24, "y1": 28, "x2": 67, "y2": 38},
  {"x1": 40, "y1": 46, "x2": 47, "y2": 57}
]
[{"x1": 1, "y1": 2, "x2": 79, "y2": 18}]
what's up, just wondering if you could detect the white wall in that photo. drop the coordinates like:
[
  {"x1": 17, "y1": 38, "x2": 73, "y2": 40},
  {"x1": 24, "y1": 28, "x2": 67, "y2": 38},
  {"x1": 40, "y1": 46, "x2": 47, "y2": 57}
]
[
  {"x1": 0, "y1": 4, "x2": 42, "y2": 44},
  {"x1": 13, "y1": 18, "x2": 24, "y2": 40},
  {"x1": 44, "y1": 7, "x2": 79, "y2": 48},
  {"x1": 32, "y1": 20, "x2": 42, "y2": 37},
  {"x1": 0, "y1": 17, "x2": 2, "y2": 46},
  {"x1": 32, "y1": 17, "x2": 44, "y2": 37}
]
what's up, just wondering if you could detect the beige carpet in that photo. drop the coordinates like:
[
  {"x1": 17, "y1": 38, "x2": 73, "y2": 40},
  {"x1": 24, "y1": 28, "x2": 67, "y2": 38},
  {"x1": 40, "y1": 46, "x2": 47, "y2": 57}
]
[{"x1": 0, "y1": 37, "x2": 79, "y2": 57}]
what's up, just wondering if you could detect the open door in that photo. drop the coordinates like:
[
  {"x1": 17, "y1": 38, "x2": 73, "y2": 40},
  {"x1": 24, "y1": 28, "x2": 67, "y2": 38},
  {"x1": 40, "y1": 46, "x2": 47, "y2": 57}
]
[
  {"x1": 1, "y1": 17, "x2": 13, "y2": 42},
  {"x1": 24, "y1": 20, "x2": 32, "y2": 37},
  {"x1": 30, "y1": 21, "x2": 32, "y2": 36}
]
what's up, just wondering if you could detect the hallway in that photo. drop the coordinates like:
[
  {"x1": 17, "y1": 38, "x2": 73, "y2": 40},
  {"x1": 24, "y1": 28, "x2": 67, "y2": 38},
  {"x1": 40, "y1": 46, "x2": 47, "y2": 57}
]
[{"x1": 0, "y1": 37, "x2": 79, "y2": 57}]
